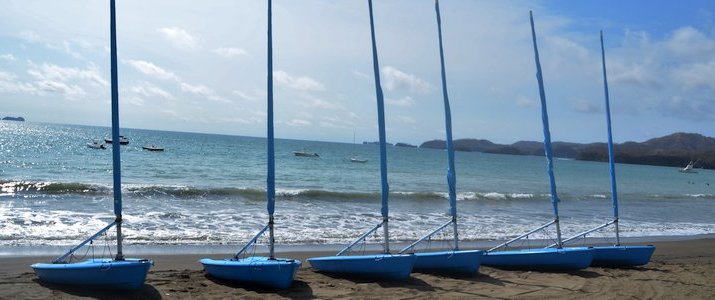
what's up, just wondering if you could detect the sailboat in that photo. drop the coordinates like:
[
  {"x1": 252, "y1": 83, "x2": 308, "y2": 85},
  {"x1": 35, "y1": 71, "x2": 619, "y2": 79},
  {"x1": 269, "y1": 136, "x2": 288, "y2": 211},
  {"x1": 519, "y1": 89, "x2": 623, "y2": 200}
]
[
  {"x1": 679, "y1": 161, "x2": 697, "y2": 173},
  {"x1": 396, "y1": 0, "x2": 483, "y2": 274},
  {"x1": 481, "y1": 11, "x2": 594, "y2": 270},
  {"x1": 31, "y1": 0, "x2": 153, "y2": 289},
  {"x1": 348, "y1": 132, "x2": 368, "y2": 163},
  {"x1": 199, "y1": 0, "x2": 301, "y2": 289},
  {"x1": 307, "y1": 0, "x2": 416, "y2": 279},
  {"x1": 549, "y1": 31, "x2": 655, "y2": 267}
]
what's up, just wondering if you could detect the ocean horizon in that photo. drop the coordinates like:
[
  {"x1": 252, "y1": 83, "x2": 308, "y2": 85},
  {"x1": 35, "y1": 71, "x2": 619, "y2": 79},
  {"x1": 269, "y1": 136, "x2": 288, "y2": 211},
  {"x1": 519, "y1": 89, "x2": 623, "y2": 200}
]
[{"x1": 2, "y1": 121, "x2": 714, "y2": 253}]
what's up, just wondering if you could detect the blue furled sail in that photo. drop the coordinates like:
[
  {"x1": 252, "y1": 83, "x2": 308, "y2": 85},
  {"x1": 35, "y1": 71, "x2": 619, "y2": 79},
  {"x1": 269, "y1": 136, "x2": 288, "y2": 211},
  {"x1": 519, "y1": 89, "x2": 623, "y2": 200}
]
[
  {"x1": 32, "y1": 0, "x2": 152, "y2": 289},
  {"x1": 556, "y1": 31, "x2": 654, "y2": 267},
  {"x1": 200, "y1": 0, "x2": 301, "y2": 289},
  {"x1": 397, "y1": 0, "x2": 483, "y2": 274},
  {"x1": 307, "y1": 0, "x2": 415, "y2": 279},
  {"x1": 481, "y1": 11, "x2": 593, "y2": 270}
]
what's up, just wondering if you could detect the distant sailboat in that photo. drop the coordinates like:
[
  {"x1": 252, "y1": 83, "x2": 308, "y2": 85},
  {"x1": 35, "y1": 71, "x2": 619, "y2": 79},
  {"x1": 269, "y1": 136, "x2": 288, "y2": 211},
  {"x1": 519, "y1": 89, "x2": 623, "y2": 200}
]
[
  {"x1": 680, "y1": 161, "x2": 697, "y2": 173},
  {"x1": 293, "y1": 148, "x2": 319, "y2": 157},
  {"x1": 105, "y1": 135, "x2": 129, "y2": 145},
  {"x1": 481, "y1": 11, "x2": 594, "y2": 270},
  {"x1": 87, "y1": 141, "x2": 106, "y2": 150},
  {"x1": 31, "y1": 0, "x2": 152, "y2": 289},
  {"x1": 397, "y1": 0, "x2": 483, "y2": 274},
  {"x1": 199, "y1": 0, "x2": 301, "y2": 289},
  {"x1": 307, "y1": 0, "x2": 416, "y2": 279},
  {"x1": 348, "y1": 131, "x2": 368, "y2": 163},
  {"x1": 551, "y1": 31, "x2": 655, "y2": 267}
]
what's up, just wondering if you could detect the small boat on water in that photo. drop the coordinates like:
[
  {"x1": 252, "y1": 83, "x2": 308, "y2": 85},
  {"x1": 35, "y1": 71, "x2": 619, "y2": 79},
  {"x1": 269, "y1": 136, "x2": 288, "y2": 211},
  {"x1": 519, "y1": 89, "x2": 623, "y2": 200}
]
[
  {"x1": 142, "y1": 145, "x2": 164, "y2": 152},
  {"x1": 679, "y1": 161, "x2": 697, "y2": 173},
  {"x1": 349, "y1": 157, "x2": 368, "y2": 163},
  {"x1": 293, "y1": 150, "x2": 319, "y2": 157},
  {"x1": 87, "y1": 141, "x2": 106, "y2": 150},
  {"x1": 105, "y1": 135, "x2": 129, "y2": 145}
]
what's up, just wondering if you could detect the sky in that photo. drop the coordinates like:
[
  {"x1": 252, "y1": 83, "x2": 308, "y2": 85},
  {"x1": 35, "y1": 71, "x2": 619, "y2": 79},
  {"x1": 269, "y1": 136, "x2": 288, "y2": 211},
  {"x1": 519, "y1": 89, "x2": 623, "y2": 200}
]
[{"x1": 1, "y1": 0, "x2": 715, "y2": 145}]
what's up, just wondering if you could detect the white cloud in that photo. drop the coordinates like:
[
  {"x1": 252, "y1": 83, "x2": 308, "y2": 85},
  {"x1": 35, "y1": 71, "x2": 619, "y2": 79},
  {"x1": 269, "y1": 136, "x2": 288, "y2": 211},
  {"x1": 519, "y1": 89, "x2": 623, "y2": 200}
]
[
  {"x1": 0, "y1": 54, "x2": 16, "y2": 61},
  {"x1": 665, "y1": 27, "x2": 715, "y2": 58},
  {"x1": 284, "y1": 119, "x2": 311, "y2": 127},
  {"x1": 0, "y1": 71, "x2": 40, "y2": 95},
  {"x1": 213, "y1": 47, "x2": 247, "y2": 58},
  {"x1": 180, "y1": 82, "x2": 228, "y2": 103},
  {"x1": 381, "y1": 66, "x2": 431, "y2": 93},
  {"x1": 352, "y1": 70, "x2": 371, "y2": 80},
  {"x1": 157, "y1": 27, "x2": 199, "y2": 50},
  {"x1": 126, "y1": 60, "x2": 180, "y2": 81},
  {"x1": 301, "y1": 97, "x2": 342, "y2": 110},
  {"x1": 36, "y1": 80, "x2": 86, "y2": 98},
  {"x1": 319, "y1": 115, "x2": 355, "y2": 128},
  {"x1": 672, "y1": 60, "x2": 715, "y2": 90},
  {"x1": 233, "y1": 90, "x2": 259, "y2": 101},
  {"x1": 130, "y1": 84, "x2": 173, "y2": 100},
  {"x1": 386, "y1": 96, "x2": 415, "y2": 107},
  {"x1": 516, "y1": 96, "x2": 537, "y2": 108},
  {"x1": 571, "y1": 99, "x2": 600, "y2": 113},
  {"x1": 395, "y1": 115, "x2": 417, "y2": 124},
  {"x1": 273, "y1": 70, "x2": 325, "y2": 91},
  {"x1": 27, "y1": 63, "x2": 108, "y2": 87}
]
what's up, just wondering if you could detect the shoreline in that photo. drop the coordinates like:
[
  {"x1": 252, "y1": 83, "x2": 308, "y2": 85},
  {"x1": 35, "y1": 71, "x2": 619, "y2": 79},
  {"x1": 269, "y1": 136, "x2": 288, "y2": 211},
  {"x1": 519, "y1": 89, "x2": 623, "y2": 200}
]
[
  {"x1": 2, "y1": 233, "x2": 712, "y2": 257},
  {"x1": 1, "y1": 237, "x2": 713, "y2": 298}
]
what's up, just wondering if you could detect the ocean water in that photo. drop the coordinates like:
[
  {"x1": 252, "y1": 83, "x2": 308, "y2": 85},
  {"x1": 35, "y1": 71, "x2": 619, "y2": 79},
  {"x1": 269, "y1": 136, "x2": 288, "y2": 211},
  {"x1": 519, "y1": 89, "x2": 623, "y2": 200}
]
[{"x1": 1, "y1": 121, "x2": 714, "y2": 249}]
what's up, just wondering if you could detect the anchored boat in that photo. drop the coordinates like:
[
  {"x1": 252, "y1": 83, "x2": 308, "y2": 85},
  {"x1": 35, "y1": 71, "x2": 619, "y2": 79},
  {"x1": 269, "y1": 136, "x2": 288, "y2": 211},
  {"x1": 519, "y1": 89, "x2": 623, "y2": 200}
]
[
  {"x1": 481, "y1": 11, "x2": 593, "y2": 270},
  {"x1": 32, "y1": 0, "x2": 152, "y2": 289},
  {"x1": 397, "y1": 0, "x2": 483, "y2": 274},
  {"x1": 199, "y1": 0, "x2": 301, "y2": 289},
  {"x1": 307, "y1": 0, "x2": 415, "y2": 279}
]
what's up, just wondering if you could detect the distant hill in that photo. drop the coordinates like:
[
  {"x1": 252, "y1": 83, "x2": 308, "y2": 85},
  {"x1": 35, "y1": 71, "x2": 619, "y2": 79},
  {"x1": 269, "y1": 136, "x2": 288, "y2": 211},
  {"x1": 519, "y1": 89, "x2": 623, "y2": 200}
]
[
  {"x1": 2, "y1": 116, "x2": 25, "y2": 122},
  {"x1": 419, "y1": 132, "x2": 715, "y2": 169}
]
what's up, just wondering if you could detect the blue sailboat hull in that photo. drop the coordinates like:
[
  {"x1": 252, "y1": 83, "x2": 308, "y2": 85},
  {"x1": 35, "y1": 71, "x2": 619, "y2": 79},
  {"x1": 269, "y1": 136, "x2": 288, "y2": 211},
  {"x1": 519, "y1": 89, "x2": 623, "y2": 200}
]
[
  {"x1": 591, "y1": 245, "x2": 655, "y2": 267},
  {"x1": 412, "y1": 250, "x2": 483, "y2": 274},
  {"x1": 200, "y1": 256, "x2": 301, "y2": 289},
  {"x1": 31, "y1": 258, "x2": 152, "y2": 290},
  {"x1": 308, "y1": 254, "x2": 415, "y2": 280},
  {"x1": 482, "y1": 247, "x2": 594, "y2": 270}
]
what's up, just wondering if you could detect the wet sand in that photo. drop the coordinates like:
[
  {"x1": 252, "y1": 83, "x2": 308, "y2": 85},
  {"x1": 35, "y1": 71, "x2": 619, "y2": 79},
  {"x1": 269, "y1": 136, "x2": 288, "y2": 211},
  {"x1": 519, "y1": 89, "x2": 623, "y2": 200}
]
[{"x1": 1, "y1": 238, "x2": 713, "y2": 299}]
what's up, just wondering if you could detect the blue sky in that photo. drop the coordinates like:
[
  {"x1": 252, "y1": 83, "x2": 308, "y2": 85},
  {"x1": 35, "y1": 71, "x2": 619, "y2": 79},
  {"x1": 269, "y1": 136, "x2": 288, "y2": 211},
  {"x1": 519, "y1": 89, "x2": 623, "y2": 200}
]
[{"x1": 1, "y1": 0, "x2": 714, "y2": 145}]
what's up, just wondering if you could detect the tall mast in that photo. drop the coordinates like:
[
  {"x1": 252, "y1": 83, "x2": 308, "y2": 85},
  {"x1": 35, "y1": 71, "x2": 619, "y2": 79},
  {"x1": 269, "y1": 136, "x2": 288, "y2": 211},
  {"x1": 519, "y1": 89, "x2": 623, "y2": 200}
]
[
  {"x1": 529, "y1": 11, "x2": 562, "y2": 248},
  {"x1": 367, "y1": 0, "x2": 390, "y2": 253},
  {"x1": 600, "y1": 31, "x2": 620, "y2": 245},
  {"x1": 266, "y1": 0, "x2": 276, "y2": 259},
  {"x1": 109, "y1": 0, "x2": 124, "y2": 260},
  {"x1": 435, "y1": 0, "x2": 459, "y2": 249}
]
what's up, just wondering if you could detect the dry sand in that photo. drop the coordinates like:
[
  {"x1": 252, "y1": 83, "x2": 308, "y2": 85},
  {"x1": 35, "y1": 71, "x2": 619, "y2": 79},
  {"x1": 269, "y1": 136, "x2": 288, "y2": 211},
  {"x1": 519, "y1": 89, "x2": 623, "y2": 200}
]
[{"x1": 1, "y1": 238, "x2": 713, "y2": 299}]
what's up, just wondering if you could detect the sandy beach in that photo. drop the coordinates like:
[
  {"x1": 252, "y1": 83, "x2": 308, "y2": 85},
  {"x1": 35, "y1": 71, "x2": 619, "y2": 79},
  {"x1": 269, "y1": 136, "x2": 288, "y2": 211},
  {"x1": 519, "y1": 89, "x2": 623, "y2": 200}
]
[{"x1": 0, "y1": 238, "x2": 713, "y2": 299}]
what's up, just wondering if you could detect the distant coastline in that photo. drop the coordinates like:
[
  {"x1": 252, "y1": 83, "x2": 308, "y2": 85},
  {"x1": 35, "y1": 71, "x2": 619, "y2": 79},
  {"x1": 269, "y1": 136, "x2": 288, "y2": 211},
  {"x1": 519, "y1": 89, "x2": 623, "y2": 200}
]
[
  {"x1": 2, "y1": 116, "x2": 25, "y2": 122},
  {"x1": 420, "y1": 132, "x2": 715, "y2": 170}
]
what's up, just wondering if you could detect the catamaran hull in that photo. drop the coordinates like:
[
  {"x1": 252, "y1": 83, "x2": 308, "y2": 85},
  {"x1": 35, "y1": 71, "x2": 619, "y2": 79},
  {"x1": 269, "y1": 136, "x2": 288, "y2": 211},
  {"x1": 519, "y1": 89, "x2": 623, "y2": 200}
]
[
  {"x1": 412, "y1": 250, "x2": 483, "y2": 274},
  {"x1": 591, "y1": 245, "x2": 655, "y2": 267},
  {"x1": 482, "y1": 247, "x2": 593, "y2": 270},
  {"x1": 31, "y1": 258, "x2": 152, "y2": 290},
  {"x1": 308, "y1": 254, "x2": 415, "y2": 280},
  {"x1": 200, "y1": 256, "x2": 301, "y2": 289}
]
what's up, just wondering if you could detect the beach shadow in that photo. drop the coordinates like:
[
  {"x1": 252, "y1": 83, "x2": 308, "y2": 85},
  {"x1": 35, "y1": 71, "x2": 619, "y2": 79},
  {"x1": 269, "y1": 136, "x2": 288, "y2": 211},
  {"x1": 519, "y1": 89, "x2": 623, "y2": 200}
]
[
  {"x1": 598, "y1": 265, "x2": 666, "y2": 272},
  {"x1": 315, "y1": 272, "x2": 436, "y2": 292},
  {"x1": 412, "y1": 269, "x2": 505, "y2": 285},
  {"x1": 565, "y1": 269, "x2": 602, "y2": 278},
  {"x1": 205, "y1": 274, "x2": 315, "y2": 299},
  {"x1": 34, "y1": 279, "x2": 161, "y2": 300}
]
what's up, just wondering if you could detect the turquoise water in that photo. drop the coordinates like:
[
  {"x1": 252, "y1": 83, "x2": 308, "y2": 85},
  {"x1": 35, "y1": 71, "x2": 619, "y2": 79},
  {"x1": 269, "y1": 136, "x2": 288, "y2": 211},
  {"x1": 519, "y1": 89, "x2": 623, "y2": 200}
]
[{"x1": 1, "y1": 121, "x2": 714, "y2": 247}]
